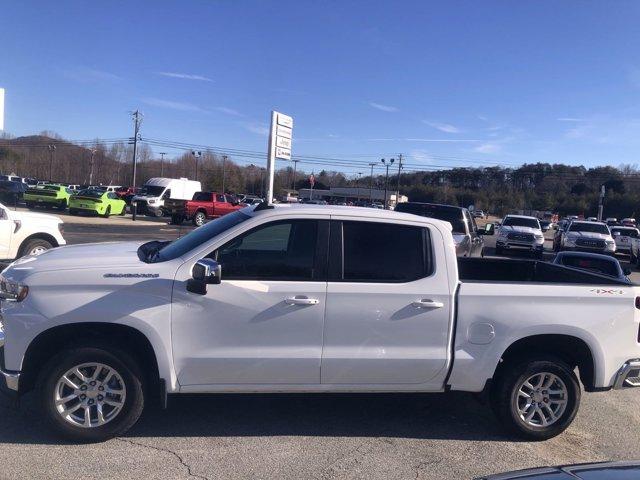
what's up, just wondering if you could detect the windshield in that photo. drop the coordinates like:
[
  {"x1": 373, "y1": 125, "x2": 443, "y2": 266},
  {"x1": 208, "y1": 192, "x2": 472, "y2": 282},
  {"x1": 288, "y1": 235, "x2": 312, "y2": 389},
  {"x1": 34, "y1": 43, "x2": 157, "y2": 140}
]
[
  {"x1": 192, "y1": 192, "x2": 212, "y2": 201},
  {"x1": 149, "y1": 210, "x2": 251, "y2": 262},
  {"x1": 395, "y1": 203, "x2": 466, "y2": 234},
  {"x1": 560, "y1": 256, "x2": 619, "y2": 277},
  {"x1": 502, "y1": 217, "x2": 540, "y2": 229},
  {"x1": 612, "y1": 228, "x2": 638, "y2": 238},
  {"x1": 139, "y1": 185, "x2": 166, "y2": 196},
  {"x1": 76, "y1": 189, "x2": 103, "y2": 198},
  {"x1": 569, "y1": 222, "x2": 610, "y2": 234}
]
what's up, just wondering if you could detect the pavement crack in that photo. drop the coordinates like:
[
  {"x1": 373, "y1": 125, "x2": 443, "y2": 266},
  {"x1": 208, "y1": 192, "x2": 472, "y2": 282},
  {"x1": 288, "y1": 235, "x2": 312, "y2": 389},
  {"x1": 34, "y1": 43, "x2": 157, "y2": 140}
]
[{"x1": 115, "y1": 438, "x2": 209, "y2": 480}]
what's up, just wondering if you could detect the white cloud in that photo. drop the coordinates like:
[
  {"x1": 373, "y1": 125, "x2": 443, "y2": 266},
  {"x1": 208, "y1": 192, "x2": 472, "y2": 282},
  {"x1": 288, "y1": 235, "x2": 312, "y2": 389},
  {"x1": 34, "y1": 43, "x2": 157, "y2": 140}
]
[
  {"x1": 215, "y1": 107, "x2": 242, "y2": 117},
  {"x1": 424, "y1": 121, "x2": 461, "y2": 133},
  {"x1": 64, "y1": 67, "x2": 121, "y2": 82},
  {"x1": 243, "y1": 123, "x2": 269, "y2": 136},
  {"x1": 410, "y1": 149, "x2": 434, "y2": 163},
  {"x1": 557, "y1": 117, "x2": 587, "y2": 122},
  {"x1": 142, "y1": 97, "x2": 206, "y2": 112},
  {"x1": 475, "y1": 143, "x2": 502, "y2": 154},
  {"x1": 156, "y1": 72, "x2": 213, "y2": 82},
  {"x1": 367, "y1": 138, "x2": 479, "y2": 143},
  {"x1": 369, "y1": 102, "x2": 398, "y2": 112}
]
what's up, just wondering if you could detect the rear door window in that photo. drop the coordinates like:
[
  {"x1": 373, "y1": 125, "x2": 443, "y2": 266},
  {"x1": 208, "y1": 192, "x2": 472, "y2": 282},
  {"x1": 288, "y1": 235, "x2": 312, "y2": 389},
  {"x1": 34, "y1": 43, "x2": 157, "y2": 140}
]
[{"x1": 337, "y1": 221, "x2": 430, "y2": 282}]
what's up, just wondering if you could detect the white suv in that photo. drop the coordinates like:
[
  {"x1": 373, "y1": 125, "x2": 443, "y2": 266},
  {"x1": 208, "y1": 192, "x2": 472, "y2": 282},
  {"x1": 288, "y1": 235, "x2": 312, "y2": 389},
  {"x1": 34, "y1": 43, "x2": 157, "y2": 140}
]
[{"x1": 495, "y1": 214, "x2": 545, "y2": 258}]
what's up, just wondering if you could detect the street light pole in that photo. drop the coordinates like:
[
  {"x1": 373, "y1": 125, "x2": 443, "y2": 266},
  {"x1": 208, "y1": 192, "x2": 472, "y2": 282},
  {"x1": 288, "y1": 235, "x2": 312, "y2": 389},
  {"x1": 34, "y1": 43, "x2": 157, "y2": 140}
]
[
  {"x1": 47, "y1": 144, "x2": 56, "y2": 182},
  {"x1": 395, "y1": 153, "x2": 403, "y2": 207},
  {"x1": 368, "y1": 162, "x2": 376, "y2": 202},
  {"x1": 130, "y1": 110, "x2": 142, "y2": 188},
  {"x1": 292, "y1": 159, "x2": 299, "y2": 191},
  {"x1": 381, "y1": 158, "x2": 394, "y2": 209},
  {"x1": 191, "y1": 151, "x2": 202, "y2": 182},
  {"x1": 159, "y1": 152, "x2": 166, "y2": 177},
  {"x1": 222, "y1": 155, "x2": 227, "y2": 193},
  {"x1": 357, "y1": 172, "x2": 362, "y2": 201}
]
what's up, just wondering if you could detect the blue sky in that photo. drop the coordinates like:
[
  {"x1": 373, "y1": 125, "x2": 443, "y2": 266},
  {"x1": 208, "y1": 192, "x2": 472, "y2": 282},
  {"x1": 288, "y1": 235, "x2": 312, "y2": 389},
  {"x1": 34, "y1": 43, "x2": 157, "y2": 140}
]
[{"x1": 2, "y1": 1, "x2": 640, "y2": 175}]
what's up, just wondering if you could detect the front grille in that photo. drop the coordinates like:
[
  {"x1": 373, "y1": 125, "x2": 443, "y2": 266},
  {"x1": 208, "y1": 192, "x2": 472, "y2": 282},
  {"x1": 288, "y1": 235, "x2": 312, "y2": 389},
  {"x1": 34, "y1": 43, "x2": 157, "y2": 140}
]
[
  {"x1": 133, "y1": 200, "x2": 149, "y2": 214},
  {"x1": 507, "y1": 232, "x2": 534, "y2": 242},
  {"x1": 576, "y1": 238, "x2": 606, "y2": 248}
]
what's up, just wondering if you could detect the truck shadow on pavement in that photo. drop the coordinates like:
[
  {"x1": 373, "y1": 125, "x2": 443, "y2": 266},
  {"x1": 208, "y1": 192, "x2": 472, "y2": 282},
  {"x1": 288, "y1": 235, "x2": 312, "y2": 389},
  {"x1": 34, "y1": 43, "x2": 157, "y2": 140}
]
[{"x1": 0, "y1": 391, "x2": 516, "y2": 445}]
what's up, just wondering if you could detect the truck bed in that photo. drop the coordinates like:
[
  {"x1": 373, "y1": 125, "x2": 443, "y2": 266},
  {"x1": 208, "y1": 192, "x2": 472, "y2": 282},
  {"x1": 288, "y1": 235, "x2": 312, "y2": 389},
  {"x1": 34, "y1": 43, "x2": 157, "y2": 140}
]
[{"x1": 458, "y1": 256, "x2": 629, "y2": 285}]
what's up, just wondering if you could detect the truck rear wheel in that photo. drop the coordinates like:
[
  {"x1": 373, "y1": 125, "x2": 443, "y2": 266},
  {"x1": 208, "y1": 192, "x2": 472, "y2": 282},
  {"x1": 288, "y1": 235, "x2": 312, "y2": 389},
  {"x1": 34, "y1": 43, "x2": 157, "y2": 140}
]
[
  {"x1": 36, "y1": 345, "x2": 144, "y2": 442},
  {"x1": 491, "y1": 358, "x2": 580, "y2": 440},
  {"x1": 192, "y1": 211, "x2": 206, "y2": 227}
]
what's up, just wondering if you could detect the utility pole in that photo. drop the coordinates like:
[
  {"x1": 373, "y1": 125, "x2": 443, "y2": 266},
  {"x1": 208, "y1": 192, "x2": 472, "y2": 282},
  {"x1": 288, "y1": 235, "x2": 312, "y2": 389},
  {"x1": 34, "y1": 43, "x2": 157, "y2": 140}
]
[
  {"x1": 47, "y1": 144, "x2": 56, "y2": 182},
  {"x1": 222, "y1": 155, "x2": 227, "y2": 193},
  {"x1": 597, "y1": 185, "x2": 605, "y2": 221},
  {"x1": 395, "y1": 153, "x2": 403, "y2": 207},
  {"x1": 89, "y1": 149, "x2": 96, "y2": 185},
  {"x1": 130, "y1": 110, "x2": 142, "y2": 188},
  {"x1": 191, "y1": 151, "x2": 202, "y2": 182},
  {"x1": 357, "y1": 172, "x2": 363, "y2": 201},
  {"x1": 381, "y1": 158, "x2": 394, "y2": 209},
  {"x1": 159, "y1": 152, "x2": 166, "y2": 177},
  {"x1": 368, "y1": 162, "x2": 376, "y2": 202},
  {"x1": 292, "y1": 159, "x2": 299, "y2": 191}
]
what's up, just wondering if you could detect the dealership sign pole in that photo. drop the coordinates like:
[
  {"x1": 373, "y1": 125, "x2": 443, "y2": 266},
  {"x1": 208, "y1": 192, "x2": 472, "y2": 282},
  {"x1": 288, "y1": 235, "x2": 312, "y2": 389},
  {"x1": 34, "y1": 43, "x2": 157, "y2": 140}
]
[{"x1": 266, "y1": 111, "x2": 293, "y2": 203}]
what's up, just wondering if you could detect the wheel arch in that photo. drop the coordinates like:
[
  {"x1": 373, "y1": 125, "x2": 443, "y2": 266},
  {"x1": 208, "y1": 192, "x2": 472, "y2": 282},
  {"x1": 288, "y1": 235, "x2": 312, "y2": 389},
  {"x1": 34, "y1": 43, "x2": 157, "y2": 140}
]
[
  {"x1": 493, "y1": 334, "x2": 597, "y2": 391},
  {"x1": 17, "y1": 232, "x2": 59, "y2": 257},
  {"x1": 19, "y1": 323, "x2": 161, "y2": 397}
]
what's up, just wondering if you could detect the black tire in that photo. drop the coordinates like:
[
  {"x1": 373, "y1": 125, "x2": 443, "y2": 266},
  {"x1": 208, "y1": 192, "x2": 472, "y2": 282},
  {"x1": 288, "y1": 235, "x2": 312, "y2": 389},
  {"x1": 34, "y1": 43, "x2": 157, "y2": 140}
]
[
  {"x1": 119, "y1": 204, "x2": 126, "y2": 216},
  {"x1": 154, "y1": 209, "x2": 164, "y2": 218},
  {"x1": 26, "y1": 202, "x2": 34, "y2": 210},
  {"x1": 69, "y1": 208, "x2": 78, "y2": 216},
  {"x1": 192, "y1": 211, "x2": 206, "y2": 227},
  {"x1": 36, "y1": 345, "x2": 145, "y2": 442},
  {"x1": 102, "y1": 206, "x2": 111, "y2": 218},
  {"x1": 58, "y1": 200, "x2": 67, "y2": 211},
  {"x1": 491, "y1": 357, "x2": 580, "y2": 440},
  {"x1": 19, "y1": 238, "x2": 54, "y2": 257}
]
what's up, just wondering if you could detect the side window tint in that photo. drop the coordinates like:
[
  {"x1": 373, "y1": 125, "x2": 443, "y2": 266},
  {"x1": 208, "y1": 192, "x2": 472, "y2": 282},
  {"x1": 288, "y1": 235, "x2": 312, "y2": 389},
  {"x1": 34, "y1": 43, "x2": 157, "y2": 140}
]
[
  {"x1": 342, "y1": 222, "x2": 428, "y2": 282},
  {"x1": 215, "y1": 220, "x2": 318, "y2": 281},
  {"x1": 217, "y1": 194, "x2": 226, "y2": 202}
]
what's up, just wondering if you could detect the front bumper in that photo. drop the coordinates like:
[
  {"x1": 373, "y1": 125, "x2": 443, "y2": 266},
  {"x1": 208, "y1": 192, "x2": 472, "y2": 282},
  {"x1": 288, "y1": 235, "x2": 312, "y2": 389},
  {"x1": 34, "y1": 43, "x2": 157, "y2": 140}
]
[
  {"x1": 0, "y1": 329, "x2": 19, "y2": 399},
  {"x1": 613, "y1": 359, "x2": 640, "y2": 389}
]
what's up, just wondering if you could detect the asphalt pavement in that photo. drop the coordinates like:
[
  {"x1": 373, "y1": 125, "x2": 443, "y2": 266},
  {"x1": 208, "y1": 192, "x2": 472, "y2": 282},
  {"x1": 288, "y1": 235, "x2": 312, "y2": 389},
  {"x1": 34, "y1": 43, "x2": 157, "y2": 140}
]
[{"x1": 1, "y1": 214, "x2": 640, "y2": 479}]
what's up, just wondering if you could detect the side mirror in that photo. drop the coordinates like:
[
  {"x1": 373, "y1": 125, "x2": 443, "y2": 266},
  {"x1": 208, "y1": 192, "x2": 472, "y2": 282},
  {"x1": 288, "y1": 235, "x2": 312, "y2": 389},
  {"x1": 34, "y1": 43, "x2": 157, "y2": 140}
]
[
  {"x1": 479, "y1": 223, "x2": 495, "y2": 236},
  {"x1": 187, "y1": 259, "x2": 221, "y2": 295}
]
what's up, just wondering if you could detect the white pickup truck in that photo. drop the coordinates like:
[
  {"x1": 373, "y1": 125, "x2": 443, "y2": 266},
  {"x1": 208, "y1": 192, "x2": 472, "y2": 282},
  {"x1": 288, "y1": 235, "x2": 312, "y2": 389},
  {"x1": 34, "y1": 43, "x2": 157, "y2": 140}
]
[
  {"x1": 0, "y1": 202, "x2": 66, "y2": 259},
  {"x1": 1, "y1": 204, "x2": 639, "y2": 443}
]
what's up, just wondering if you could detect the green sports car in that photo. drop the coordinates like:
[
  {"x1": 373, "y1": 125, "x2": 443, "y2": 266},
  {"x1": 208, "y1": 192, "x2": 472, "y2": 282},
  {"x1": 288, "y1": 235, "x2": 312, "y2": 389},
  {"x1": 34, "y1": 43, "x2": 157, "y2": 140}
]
[
  {"x1": 69, "y1": 189, "x2": 127, "y2": 217},
  {"x1": 24, "y1": 184, "x2": 74, "y2": 210}
]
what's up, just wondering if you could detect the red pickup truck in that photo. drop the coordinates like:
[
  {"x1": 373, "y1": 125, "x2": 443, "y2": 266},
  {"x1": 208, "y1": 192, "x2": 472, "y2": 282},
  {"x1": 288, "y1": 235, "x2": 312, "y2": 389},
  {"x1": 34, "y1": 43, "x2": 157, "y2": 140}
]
[{"x1": 167, "y1": 192, "x2": 243, "y2": 226}]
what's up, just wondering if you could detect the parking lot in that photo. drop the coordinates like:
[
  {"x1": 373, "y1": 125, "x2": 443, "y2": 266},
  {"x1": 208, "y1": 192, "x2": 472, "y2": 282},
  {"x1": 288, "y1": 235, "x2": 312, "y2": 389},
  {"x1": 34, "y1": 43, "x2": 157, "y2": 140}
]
[{"x1": 1, "y1": 210, "x2": 640, "y2": 480}]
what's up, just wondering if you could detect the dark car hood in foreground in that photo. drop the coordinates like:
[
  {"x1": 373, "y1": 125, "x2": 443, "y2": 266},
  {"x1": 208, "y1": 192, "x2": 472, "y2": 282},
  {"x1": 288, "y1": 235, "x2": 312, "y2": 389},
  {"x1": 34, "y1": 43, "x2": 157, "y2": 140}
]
[{"x1": 476, "y1": 461, "x2": 640, "y2": 480}]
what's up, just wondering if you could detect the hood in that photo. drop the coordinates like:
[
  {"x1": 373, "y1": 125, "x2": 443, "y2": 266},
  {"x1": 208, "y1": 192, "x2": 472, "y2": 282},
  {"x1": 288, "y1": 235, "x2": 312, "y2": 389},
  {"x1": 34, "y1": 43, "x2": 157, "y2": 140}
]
[
  {"x1": 5, "y1": 241, "x2": 145, "y2": 278},
  {"x1": 499, "y1": 225, "x2": 540, "y2": 235},
  {"x1": 9, "y1": 209, "x2": 62, "y2": 225}
]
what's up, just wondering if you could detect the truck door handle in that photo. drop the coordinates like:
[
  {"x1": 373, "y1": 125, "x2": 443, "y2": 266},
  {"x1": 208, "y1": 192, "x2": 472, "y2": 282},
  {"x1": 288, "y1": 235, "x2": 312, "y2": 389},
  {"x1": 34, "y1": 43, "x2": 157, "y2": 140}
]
[
  {"x1": 285, "y1": 296, "x2": 320, "y2": 306},
  {"x1": 412, "y1": 299, "x2": 444, "y2": 309}
]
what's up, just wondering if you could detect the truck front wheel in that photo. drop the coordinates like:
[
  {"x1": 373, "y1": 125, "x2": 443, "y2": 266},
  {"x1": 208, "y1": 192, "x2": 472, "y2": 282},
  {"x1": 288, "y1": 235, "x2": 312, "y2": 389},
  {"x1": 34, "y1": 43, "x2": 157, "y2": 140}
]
[
  {"x1": 36, "y1": 345, "x2": 145, "y2": 442},
  {"x1": 491, "y1": 358, "x2": 580, "y2": 440}
]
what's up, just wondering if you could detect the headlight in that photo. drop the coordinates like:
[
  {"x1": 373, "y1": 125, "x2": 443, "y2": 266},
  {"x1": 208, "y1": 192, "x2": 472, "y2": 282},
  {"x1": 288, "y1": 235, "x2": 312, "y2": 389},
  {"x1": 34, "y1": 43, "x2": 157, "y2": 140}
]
[
  {"x1": 534, "y1": 234, "x2": 544, "y2": 240},
  {"x1": 0, "y1": 275, "x2": 29, "y2": 302},
  {"x1": 606, "y1": 239, "x2": 615, "y2": 245}
]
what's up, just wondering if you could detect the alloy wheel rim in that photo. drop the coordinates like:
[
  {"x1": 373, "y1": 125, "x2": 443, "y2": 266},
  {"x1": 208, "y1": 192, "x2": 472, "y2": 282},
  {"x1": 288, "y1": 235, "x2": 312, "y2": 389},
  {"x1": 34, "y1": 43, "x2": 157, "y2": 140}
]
[
  {"x1": 30, "y1": 246, "x2": 47, "y2": 255},
  {"x1": 514, "y1": 372, "x2": 568, "y2": 428},
  {"x1": 53, "y1": 362, "x2": 127, "y2": 428}
]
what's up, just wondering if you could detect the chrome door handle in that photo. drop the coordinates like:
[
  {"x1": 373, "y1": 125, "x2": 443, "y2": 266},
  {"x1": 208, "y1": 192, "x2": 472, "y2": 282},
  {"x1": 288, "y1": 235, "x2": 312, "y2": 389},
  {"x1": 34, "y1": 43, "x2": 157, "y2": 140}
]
[
  {"x1": 412, "y1": 299, "x2": 444, "y2": 309},
  {"x1": 285, "y1": 296, "x2": 320, "y2": 306}
]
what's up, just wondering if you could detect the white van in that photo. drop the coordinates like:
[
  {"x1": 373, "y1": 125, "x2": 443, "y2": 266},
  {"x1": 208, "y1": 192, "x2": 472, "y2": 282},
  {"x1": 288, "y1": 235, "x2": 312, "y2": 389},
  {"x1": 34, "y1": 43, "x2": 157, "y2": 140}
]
[{"x1": 132, "y1": 177, "x2": 202, "y2": 217}]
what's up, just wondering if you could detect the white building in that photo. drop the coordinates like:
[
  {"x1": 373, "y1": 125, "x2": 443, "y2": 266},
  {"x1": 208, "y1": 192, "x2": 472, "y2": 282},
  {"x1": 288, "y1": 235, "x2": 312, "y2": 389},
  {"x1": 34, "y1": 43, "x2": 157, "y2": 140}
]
[{"x1": 298, "y1": 186, "x2": 408, "y2": 208}]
